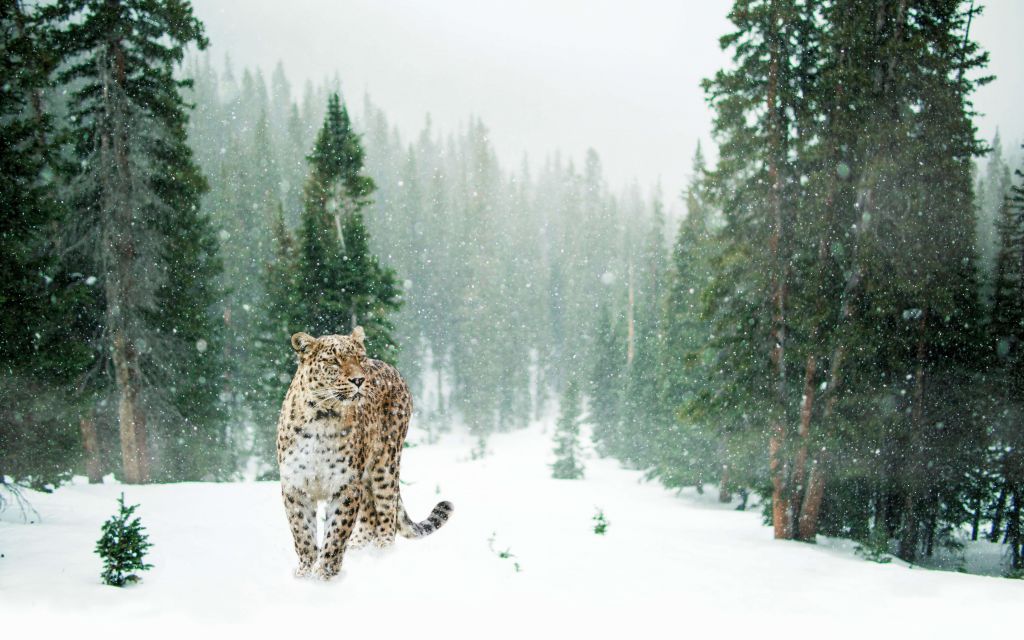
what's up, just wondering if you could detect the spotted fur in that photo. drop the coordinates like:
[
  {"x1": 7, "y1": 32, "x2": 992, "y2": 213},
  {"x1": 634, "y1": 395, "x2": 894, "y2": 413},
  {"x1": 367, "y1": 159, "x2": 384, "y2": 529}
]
[{"x1": 276, "y1": 326, "x2": 453, "y2": 580}]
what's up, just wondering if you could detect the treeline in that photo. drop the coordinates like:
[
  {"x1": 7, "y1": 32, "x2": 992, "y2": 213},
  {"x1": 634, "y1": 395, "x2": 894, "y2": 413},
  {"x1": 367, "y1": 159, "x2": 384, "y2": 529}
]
[
  {"x1": 182, "y1": 51, "x2": 656, "y2": 473},
  {"x1": 4, "y1": 0, "x2": 1021, "y2": 577},
  {"x1": 590, "y1": 0, "x2": 1024, "y2": 575},
  {"x1": 1, "y1": 0, "x2": 662, "y2": 485}
]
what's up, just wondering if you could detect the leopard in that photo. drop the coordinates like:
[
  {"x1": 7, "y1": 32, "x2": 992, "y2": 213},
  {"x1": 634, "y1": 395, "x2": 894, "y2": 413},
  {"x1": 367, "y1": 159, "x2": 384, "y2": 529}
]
[{"x1": 276, "y1": 326, "x2": 453, "y2": 580}]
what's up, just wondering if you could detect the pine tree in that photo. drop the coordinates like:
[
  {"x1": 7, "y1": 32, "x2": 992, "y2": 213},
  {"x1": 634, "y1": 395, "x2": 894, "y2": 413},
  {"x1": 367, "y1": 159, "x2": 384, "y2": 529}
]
[
  {"x1": 988, "y1": 151, "x2": 1024, "y2": 572},
  {"x1": 0, "y1": 0, "x2": 96, "y2": 488},
  {"x1": 698, "y1": 0, "x2": 991, "y2": 550},
  {"x1": 651, "y1": 143, "x2": 726, "y2": 494},
  {"x1": 49, "y1": 0, "x2": 226, "y2": 482},
  {"x1": 96, "y1": 493, "x2": 152, "y2": 587},
  {"x1": 978, "y1": 132, "x2": 1012, "y2": 291},
  {"x1": 589, "y1": 301, "x2": 624, "y2": 456},
  {"x1": 620, "y1": 191, "x2": 669, "y2": 468},
  {"x1": 294, "y1": 93, "x2": 401, "y2": 361},
  {"x1": 552, "y1": 378, "x2": 584, "y2": 480},
  {"x1": 701, "y1": 0, "x2": 820, "y2": 538}
]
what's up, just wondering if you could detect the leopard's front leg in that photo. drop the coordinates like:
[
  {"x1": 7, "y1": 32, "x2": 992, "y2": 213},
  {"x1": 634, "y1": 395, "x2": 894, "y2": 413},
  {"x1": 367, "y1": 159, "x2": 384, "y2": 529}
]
[
  {"x1": 317, "y1": 482, "x2": 362, "y2": 580},
  {"x1": 282, "y1": 486, "x2": 317, "y2": 577}
]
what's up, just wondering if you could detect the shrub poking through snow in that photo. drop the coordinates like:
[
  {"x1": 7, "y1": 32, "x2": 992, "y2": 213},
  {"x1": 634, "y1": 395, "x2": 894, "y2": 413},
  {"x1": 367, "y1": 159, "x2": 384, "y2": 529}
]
[
  {"x1": 854, "y1": 525, "x2": 892, "y2": 564},
  {"x1": 488, "y1": 532, "x2": 521, "y2": 573},
  {"x1": 96, "y1": 493, "x2": 153, "y2": 586},
  {"x1": 593, "y1": 508, "x2": 609, "y2": 535}
]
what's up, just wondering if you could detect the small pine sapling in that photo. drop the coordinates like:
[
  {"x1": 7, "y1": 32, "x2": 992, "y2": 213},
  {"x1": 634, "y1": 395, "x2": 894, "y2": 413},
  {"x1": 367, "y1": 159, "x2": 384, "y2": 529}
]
[
  {"x1": 96, "y1": 493, "x2": 153, "y2": 586},
  {"x1": 593, "y1": 508, "x2": 609, "y2": 535},
  {"x1": 551, "y1": 379, "x2": 584, "y2": 479}
]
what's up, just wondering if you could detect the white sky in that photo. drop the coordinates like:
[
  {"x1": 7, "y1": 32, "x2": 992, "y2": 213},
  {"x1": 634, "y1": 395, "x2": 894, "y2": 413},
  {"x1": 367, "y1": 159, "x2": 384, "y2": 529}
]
[{"x1": 192, "y1": 0, "x2": 1024, "y2": 210}]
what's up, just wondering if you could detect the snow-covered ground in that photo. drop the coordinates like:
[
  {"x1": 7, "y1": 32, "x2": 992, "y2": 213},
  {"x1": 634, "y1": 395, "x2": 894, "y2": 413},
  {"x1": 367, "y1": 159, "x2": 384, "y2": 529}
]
[{"x1": 2, "y1": 419, "x2": 1021, "y2": 639}]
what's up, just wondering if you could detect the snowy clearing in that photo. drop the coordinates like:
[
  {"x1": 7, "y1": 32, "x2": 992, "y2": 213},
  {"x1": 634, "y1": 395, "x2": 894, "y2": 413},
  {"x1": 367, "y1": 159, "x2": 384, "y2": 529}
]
[{"x1": 2, "y1": 419, "x2": 1021, "y2": 639}]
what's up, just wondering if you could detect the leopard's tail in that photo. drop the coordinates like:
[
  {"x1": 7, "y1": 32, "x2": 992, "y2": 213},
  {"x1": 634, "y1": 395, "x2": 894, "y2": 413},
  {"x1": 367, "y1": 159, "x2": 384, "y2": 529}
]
[{"x1": 397, "y1": 496, "x2": 453, "y2": 538}]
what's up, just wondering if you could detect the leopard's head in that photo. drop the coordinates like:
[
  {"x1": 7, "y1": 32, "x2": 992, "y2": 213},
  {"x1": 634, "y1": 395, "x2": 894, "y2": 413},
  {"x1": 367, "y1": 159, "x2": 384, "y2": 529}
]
[{"x1": 291, "y1": 326, "x2": 368, "y2": 406}]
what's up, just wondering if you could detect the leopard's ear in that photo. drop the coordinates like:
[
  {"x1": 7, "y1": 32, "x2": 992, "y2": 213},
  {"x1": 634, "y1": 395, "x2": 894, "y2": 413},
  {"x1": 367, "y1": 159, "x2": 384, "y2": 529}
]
[
  {"x1": 351, "y1": 325, "x2": 365, "y2": 346},
  {"x1": 291, "y1": 332, "x2": 317, "y2": 355}
]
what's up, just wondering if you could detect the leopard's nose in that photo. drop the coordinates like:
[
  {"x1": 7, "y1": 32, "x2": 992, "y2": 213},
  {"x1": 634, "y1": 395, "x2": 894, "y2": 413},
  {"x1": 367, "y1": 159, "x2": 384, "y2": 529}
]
[{"x1": 350, "y1": 377, "x2": 365, "y2": 388}]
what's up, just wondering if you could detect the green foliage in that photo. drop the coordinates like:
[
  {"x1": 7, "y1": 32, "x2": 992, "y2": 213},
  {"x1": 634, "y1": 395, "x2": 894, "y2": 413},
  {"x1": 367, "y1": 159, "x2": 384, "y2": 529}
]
[
  {"x1": 589, "y1": 302, "x2": 624, "y2": 455},
  {"x1": 294, "y1": 93, "x2": 402, "y2": 362},
  {"x1": 551, "y1": 378, "x2": 584, "y2": 479},
  {"x1": 855, "y1": 525, "x2": 893, "y2": 564},
  {"x1": 487, "y1": 531, "x2": 521, "y2": 573},
  {"x1": 592, "y1": 508, "x2": 609, "y2": 535},
  {"x1": 42, "y1": 0, "x2": 228, "y2": 482},
  {"x1": 0, "y1": 0, "x2": 99, "y2": 487},
  {"x1": 96, "y1": 493, "x2": 153, "y2": 587}
]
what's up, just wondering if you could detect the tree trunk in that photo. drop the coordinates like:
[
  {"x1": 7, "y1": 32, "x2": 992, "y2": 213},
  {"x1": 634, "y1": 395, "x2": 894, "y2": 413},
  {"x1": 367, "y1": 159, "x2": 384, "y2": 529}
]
[
  {"x1": 790, "y1": 354, "x2": 815, "y2": 540},
  {"x1": 719, "y1": 464, "x2": 732, "y2": 503},
  {"x1": 100, "y1": 33, "x2": 150, "y2": 484},
  {"x1": 799, "y1": 346, "x2": 845, "y2": 541},
  {"x1": 990, "y1": 483, "x2": 1008, "y2": 542},
  {"x1": 970, "y1": 495, "x2": 981, "y2": 541},
  {"x1": 770, "y1": 425, "x2": 792, "y2": 539},
  {"x1": 766, "y1": 1, "x2": 791, "y2": 540},
  {"x1": 898, "y1": 311, "x2": 928, "y2": 562},
  {"x1": 1008, "y1": 488, "x2": 1022, "y2": 570},
  {"x1": 112, "y1": 330, "x2": 148, "y2": 483},
  {"x1": 79, "y1": 412, "x2": 103, "y2": 484}
]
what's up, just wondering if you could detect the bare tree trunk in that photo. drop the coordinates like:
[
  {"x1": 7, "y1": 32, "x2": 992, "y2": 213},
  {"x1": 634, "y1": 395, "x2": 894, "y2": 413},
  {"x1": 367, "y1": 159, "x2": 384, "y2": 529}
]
[
  {"x1": 765, "y1": 1, "x2": 792, "y2": 540},
  {"x1": 898, "y1": 311, "x2": 928, "y2": 561},
  {"x1": 112, "y1": 330, "x2": 148, "y2": 483},
  {"x1": 770, "y1": 427, "x2": 792, "y2": 538},
  {"x1": 793, "y1": 355, "x2": 817, "y2": 507},
  {"x1": 1008, "y1": 488, "x2": 1022, "y2": 570},
  {"x1": 799, "y1": 346, "x2": 844, "y2": 541},
  {"x1": 791, "y1": 356, "x2": 819, "y2": 541},
  {"x1": 719, "y1": 465, "x2": 732, "y2": 503},
  {"x1": 970, "y1": 494, "x2": 981, "y2": 541},
  {"x1": 79, "y1": 412, "x2": 103, "y2": 484},
  {"x1": 100, "y1": 33, "x2": 149, "y2": 484},
  {"x1": 991, "y1": 483, "x2": 1008, "y2": 542}
]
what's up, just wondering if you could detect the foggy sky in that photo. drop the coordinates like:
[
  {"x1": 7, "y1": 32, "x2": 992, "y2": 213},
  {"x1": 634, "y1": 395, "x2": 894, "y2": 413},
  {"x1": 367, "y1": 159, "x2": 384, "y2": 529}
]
[{"x1": 192, "y1": 0, "x2": 1024, "y2": 210}]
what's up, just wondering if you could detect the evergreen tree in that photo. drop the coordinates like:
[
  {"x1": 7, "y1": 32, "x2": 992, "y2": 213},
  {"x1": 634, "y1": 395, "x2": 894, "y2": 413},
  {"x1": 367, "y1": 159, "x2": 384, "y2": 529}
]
[
  {"x1": 701, "y1": 0, "x2": 820, "y2": 538},
  {"x1": 988, "y1": 151, "x2": 1024, "y2": 572},
  {"x1": 552, "y1": 378, "x2": 584, "y2": 480},
  {"x1": 620, "y1": 191, "x2": 669, "y2": 468},
  {"x1": 651, "y1": 143, "x2": 727, "y2": 494},
  {"x1": 96, "y1": 493, "x2": 152, "y2": 586},
  {"x1": 977, "y1": 132, "x2": 1012, "y2": 291},
  {"x1": 249, "y1": 206, "x2": 301, "y2": 476},
  {"x1": 696, "y1": 0, "x2": 991, "y2": 552},
  {"x1": 294, "y1": 93, "x2": 401, "y2": 362},
  {"x1": 0, "y1": 0, "x2": 95, "y2": 488},
  {"x1": 49, "y1": 0, "x2": 226, "y2": 482},
  {"x1": 589, "y1": 301, "x2": 624, "y2": 456}
]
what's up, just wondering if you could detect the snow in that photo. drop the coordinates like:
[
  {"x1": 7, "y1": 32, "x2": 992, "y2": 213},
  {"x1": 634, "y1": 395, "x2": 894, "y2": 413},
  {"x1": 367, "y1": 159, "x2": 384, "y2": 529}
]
[{"x1": 2, "y1": 419, "x2": 1021, "y2": 639}]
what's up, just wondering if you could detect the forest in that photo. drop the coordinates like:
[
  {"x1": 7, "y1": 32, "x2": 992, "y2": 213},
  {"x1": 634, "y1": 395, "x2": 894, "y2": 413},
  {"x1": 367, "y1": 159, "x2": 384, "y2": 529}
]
[{"x1": 1, "y1": 0, "x2": 1022, "y2": 578}]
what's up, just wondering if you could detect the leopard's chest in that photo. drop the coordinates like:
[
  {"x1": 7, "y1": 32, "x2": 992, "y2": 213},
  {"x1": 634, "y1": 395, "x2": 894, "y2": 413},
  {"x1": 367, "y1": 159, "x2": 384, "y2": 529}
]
[{"x1": 279, "y1": 418, "x2": 360, "y2": 499}]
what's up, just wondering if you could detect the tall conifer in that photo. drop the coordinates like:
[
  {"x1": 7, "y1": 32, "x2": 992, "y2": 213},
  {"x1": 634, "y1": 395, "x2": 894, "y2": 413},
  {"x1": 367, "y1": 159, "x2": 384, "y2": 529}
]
[{"x1": 49, "y1": 0, "x2": 224, "y2": 482}]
